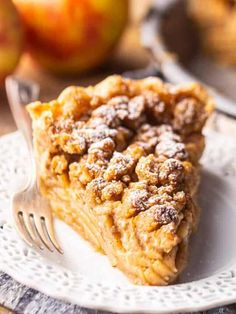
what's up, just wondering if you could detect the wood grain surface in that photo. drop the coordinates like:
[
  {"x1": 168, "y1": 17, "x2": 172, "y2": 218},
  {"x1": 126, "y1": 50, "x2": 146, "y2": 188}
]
[{"x1": 0, "y1": 1, "x2": 236, "y2": 313}]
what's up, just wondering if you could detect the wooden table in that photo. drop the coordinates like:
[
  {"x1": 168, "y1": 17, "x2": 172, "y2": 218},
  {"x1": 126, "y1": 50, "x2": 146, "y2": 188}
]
[{"x1": 0, "y1": 2, "x2": 236, "y2": 313}]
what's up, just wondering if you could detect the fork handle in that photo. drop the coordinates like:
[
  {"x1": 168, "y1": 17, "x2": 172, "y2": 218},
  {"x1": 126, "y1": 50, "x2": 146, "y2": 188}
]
[{"x1": 5, "y1": 76, "x2": 40, "y2": 185}]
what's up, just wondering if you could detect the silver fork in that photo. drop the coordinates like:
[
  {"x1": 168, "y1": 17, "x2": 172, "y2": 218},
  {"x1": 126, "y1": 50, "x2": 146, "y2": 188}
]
[{"x1": 5, "y1": 76, "x2": 63, "y2": 253}]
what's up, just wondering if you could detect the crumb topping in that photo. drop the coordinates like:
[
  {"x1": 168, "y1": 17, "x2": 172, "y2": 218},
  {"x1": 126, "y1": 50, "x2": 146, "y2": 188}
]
[
  {"x1": 28, "y1": 75, "x2": 213, "y2": 228},
  {"x1": 152, "y1": 204, "x2": 179, "y2": 225}
]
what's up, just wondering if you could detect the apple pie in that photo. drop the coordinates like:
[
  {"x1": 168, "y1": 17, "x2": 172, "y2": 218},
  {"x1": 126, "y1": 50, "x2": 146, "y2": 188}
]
[{"x1": 27, "y1": 75, "x2": 213, "y2": 285}]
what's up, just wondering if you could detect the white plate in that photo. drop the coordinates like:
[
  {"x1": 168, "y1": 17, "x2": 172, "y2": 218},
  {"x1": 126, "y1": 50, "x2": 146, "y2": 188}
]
[{"x1": 0, "y1": 130, "x2": 236, "y2": 314}]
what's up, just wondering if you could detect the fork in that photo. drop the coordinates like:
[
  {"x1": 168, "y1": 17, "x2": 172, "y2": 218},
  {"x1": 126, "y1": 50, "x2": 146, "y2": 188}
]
[{"x1": 5, "y1": 76, "x2": 63, "y2": 253}]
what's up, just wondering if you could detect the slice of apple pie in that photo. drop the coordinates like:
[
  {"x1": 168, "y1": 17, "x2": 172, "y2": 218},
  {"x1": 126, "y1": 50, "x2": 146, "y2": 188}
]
[{"x1": 27, "y1": 75, "x2": 213, "y2": 285}]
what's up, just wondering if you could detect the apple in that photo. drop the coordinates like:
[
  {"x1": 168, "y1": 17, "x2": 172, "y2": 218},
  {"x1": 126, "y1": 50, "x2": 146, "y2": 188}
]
[
  {"x1": 13, "y1": 0, "x2": 129, "y2": 74},
  {"x1": 0, "y1": 0, "x2": 24, "y2": 83}
]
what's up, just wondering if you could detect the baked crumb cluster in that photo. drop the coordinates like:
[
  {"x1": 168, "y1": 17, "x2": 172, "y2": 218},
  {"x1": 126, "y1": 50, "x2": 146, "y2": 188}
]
[
  {"x1": 28, "y1": 75, "x2": 213, "y2": 285},
  {"x1": 47, "y1": 86, "x2": 205, "y2": 223}
]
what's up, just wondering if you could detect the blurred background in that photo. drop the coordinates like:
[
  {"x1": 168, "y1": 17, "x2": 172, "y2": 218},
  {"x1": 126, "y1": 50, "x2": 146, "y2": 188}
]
[
  {"x1": 0, "y1": 0, "x2": 236, "y2": 135},
  {"x1": 0, "y1": 0, "x2": 152, "y2": 134}
]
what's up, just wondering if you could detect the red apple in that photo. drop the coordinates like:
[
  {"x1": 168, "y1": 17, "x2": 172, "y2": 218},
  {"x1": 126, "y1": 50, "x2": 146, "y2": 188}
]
[
  {"x1": 0, "y1": 0, "x2": 24, "y2": 83},
  {"x1": 13, "y1": 0, "x2": 129, "y2": 74}
]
